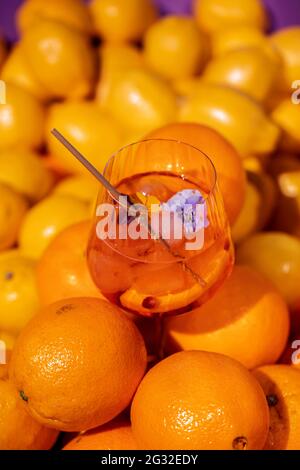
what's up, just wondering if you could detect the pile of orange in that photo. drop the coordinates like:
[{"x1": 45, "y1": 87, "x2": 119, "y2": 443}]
[{"x1": 0, "y1": 0, "x2": 300, "y2": 451}]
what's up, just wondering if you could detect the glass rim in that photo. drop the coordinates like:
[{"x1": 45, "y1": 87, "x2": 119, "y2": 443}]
[
  {"x1": 103, "y1": 138, "x2": 217, "y2": 203},
  {"x1": 94, "y1": 138, "x2": 220, "y2": 264}
]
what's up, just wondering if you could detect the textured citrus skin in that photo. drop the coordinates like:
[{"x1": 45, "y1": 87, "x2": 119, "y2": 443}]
[
  {"x1": 253, "y1": 365, "x2": 300, "y2": 450},
  {"x1": 131, "y1": 351, "x2": 269, "y2": 450},
  {"x1": 146, "y1": 122, "x2": 246, "y2": 224},
  {"x1": 0, "y1": 365, "x2": 58, "y2": 450},
  {"x1": 63, "y1": 419, "x2": 137, "y2": 450},
  {"x1": 165, "y1": 266, "x2": 290, "y2": 369},
  {"x1": 9, "y1": 298, "x2": 147, "y2": 432}
]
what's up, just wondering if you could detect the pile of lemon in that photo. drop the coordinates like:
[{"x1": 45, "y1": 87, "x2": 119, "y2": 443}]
[{"x1": 0, "y1": 0, "x2": 300, "y2": 451}]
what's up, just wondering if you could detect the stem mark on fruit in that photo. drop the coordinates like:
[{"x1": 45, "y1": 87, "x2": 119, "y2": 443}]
[
  {"x1": 20, "y1": 390, "x2": 29, "y2": 402},
  {"x1": 4, "y1": 271, "x2": 14, "y2": 281},
  {"x1": 56, "y1": 304, "x2": 75, "y2": 315},
  {"x1": 267, "y1": 394, "x2": 279, "y2": 407},
  {"x1": 232, "y1": 436, "x2": 248, "y2": 450}
]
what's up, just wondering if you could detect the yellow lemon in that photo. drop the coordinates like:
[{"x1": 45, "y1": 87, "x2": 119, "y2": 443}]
[
  {"x1": 0, "y1": 149, "x2": 53, "y2": 203},
  {"x1": 19, "y1": 194, "x2": 89, "y2": 259},
  {"x1": 232, "y1": 171, "x2": 276, "y2": 244},
  {"x1": 96, "y1": 43, "x2": 144, "y2": 108},
  {"x1": 17, "y1": 0, "x2": 93, "y2": 35},
  {"x1": 237, "y1": 232, "x2": 300, "y2": 309},
  {"x1": 22, "y1": 20, "x2": 97, "y2": 100},
  {"x1": 180, "y1": 83, "x2": 280, "y2": 156},
  {"x1": 144, "y1": 16, "x2": 208, "y2": 80},
  {"x1": 211, "y1": 25, "x2": 280, "y2": 65},
  {"x1": 108, "y1": 68, "x2": 177, "y2": 134},
  {"x1": 46, "y1": 101, "x2": 124, "y2": 174},
  {"x1": 0, "y1": 184, "x2": 28, "y2": 252},
  {"x1": 194, "y1": 0, "x2": 268, "y2": 33},
  {"x1": 272, "y1": 170, "x2": 300, "y2": 238},
  {"x1": 279, "y1": 171, "x2": 300, "y2": 199},
  {"x1": 272, "y1": 99, "x2": 300, "y2": 153},
  {"x1": 54, "y1": 175, "x2": 98, "y2": 204},
  {"x1": 90, "y1": 0, "x2": 158, "y2": 42},
  {"x1": 270, "y1": 27, "x2": 300, "y2": 93},
  {"x1": 202, "y1": 48, "x2": 278, "y2": 103},
  {"x1": 172, "y1": 77, "x2": 200, "y2": 97},
  {"x1": 232, "y1": 181, "x2": 262, "y2": 244},
  {"x1": 0, "y1": 253, "x2": 39, "y2": 334},
  {"x1": 0, "y1": 83, "x2": 45, "y2": 152},
  {"x1": 1, "y1": 44, "x2": 50, "y2": 102}
]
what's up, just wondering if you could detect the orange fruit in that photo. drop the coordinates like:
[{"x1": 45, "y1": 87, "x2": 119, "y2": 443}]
[
  {"x1": 144, "y1": 16, "x2": 208, "y2": 80},
  {"x1": 253, "y1": 365, "x2": 300, "y2": 450},
  {"x1": 22, "y1": 20, "x2": 97, "y2": 100},
  {"x1": 90, "y1": 0, "x2": 158, "y2": 42},
  {"x1": 146, "y1": 122, "x2": 246, "y2": 224},
  {"x1": 194, "y1": 0, "x2": 268, "y2": 33},
  {"x1": 0, "y1": 374, "x2": 59, "y2": 450},
  {"x1": 131, "y1": 351, "x2": 269, "y2": 450},
  {"x1": 164, "y1": 266, "x2": 289, "y2": 369},
  {"x1": 9, "y1": 297, "x2": 147, "y2": 432},
  {"x1": 0, "y1": 83, "x2": 45, "y2": 152},
  {"x1": 46, "y1": 101, "x2": 124, "y2": 174},
  {"x1": 0, "y1": 183, "x2": 28, "y2": 251},
  {"x1": 19, "y1": 194, "x2": 89, "y2": 259},
  {"x1": 0, "y1": 251, "x2": 39, "y2": 334},
  {"x1": 63, "y1": 419, "x2": 137, "y2": 450},
  {"x1": 0, "y1": 149, "x2": 53, "y2": 203},
  {"x1": 237, "y1": 232, "x2": 300, "y2": 309},
  {"x1": 36, "y1": 221, "x2": 104, "y2": 305},
  {"x1": 1, "y1": 44, "x2": 50, "y2": 102},
  {"x1": 17, "y1": 0, "x2": 93, "y2": 35}
]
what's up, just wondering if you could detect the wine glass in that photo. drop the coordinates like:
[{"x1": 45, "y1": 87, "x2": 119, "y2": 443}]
[{"x1": 87, "y1": 139, "x2": 234, "y2": 319}]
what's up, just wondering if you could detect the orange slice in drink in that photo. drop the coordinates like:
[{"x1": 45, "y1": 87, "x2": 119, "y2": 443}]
[
  {"x1": 120, "y1": 281, "x2": 203, "y2": 315},
  {"x1": 120, "y1": 263, "x2": 202, "y2": 315}
]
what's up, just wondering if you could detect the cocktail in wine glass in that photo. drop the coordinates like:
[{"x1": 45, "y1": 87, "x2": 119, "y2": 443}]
[{"x1": 86, "y1": 139, "x2": 234, "y2": 318}]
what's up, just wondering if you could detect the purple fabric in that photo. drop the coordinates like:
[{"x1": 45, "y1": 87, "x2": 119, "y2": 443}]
[{"x1": 0, "y1": 0, "x2": 300, "y2": 41}]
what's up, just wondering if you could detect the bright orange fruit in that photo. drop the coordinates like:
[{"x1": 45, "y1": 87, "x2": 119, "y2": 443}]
[
  {"x1": 131, "y1": 351, "x2": 269, "y2": 450},
  {"x1": 36, "y1": 221, "x2": 104, "y2": 305},
  {"x1": 9, "y1": 298, "x2": 147, "y2": 432},
  {"x1": 165, "y1": 266, "x2": 290, "y2": 369},
  {"x1": 63, "y1": 419, "x2": 137, "y2": 450},
  {"x1": 146, "y1": 122, "x2": 246, "y2": 224},
  {"x1": 253, "y1": 365, "x2": 300, "y2": 450}
]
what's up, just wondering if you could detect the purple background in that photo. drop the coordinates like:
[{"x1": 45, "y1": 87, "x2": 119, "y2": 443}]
[{"x1": 1, "y1": 0, "x2": 300, "y2": 41}]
